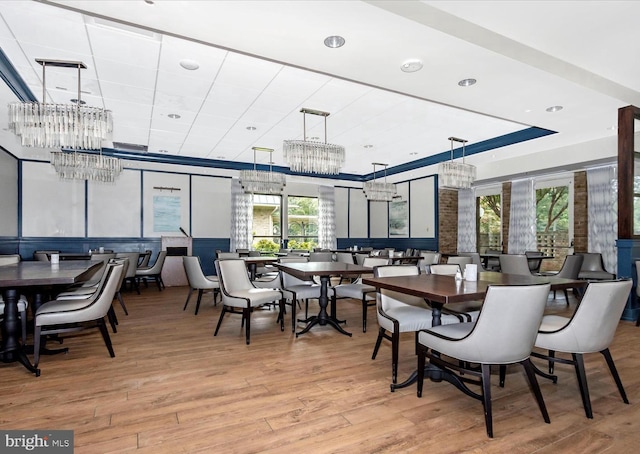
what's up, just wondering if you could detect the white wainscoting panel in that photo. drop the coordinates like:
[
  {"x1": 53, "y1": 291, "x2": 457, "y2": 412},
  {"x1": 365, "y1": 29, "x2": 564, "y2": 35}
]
[
  {"x1": 143, "y1": 172, "x2": 191, "y2": 238},
  {"x1": 191, "y1": 175, "x2": 231, "y2": 237},
  {"x1": 349, "y1": 188, "x2": 368, "y2": 238},
  {"x1": 334, "y1": 187, "x2": 349, "y2": 238},
  {"x1": 0, "y1": 150, "x2": 17, "y2": 236},
  {"x1": 369, "y1": 201, "x2": 388, "y2": 238},
  {"x1": 409, "y1": 176, "x2": 436, "y2": 238},
  {"x1": 88, "y1": 169, "x2": 141, "y2": 237}
]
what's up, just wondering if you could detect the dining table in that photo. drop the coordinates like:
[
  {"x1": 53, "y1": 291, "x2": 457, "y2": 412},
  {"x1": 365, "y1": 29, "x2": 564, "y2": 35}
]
[
  {"x1": 479, "y1": 253, "x2": 554, "y2": 270},
  {"x1": 0, "y1": 260, "x2": 102, "y2": 374},
  {"x1": 275, "y1": 261, "x2": 371, "y2": 337},
  {"x1": 362, "y1": 271, "x2": 588, "y2": 391},
  {"x1": 243, "y1": 256, "x2": 279, "y2": 280}
]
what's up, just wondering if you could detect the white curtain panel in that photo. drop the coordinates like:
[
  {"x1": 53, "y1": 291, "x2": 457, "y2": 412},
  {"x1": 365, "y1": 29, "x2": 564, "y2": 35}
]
[
  {"x1": 318, "y1": 185, "x2": 337, "y2": 250},
  {"x1": 229, "y1": 179, "x2": 253, "y2": 252},
  {"x1": 457, "y1": 188, "x2": 476, "y2": 252},
  {"x1": 587, "y1": 166, "x2": 617, "y2": 274},
  {"x1": 508, "y1": 179, "x2": 537, "y2": 254}
]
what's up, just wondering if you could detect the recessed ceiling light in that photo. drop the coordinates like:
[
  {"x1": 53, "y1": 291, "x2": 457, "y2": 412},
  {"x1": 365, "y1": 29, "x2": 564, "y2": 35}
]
[
  {"x1": 179, "y1": 59, "x2": 199, "y2": 71},
  {"x1": 524, "y1": 109, "x2": 532, "y2": 113},
  {"x1": 458, "y1": 78, "x2": 477, "y2": 87},
  {"x1": 401, "y1": 59, "x2": 423, "y2": 73},
  {"x1": 246, "y1": 126, "x2": 256, "y2": 131},
  {"x1": 324, "y1": 35, "x2": 345, "y2": 48},
  {"x1": 363, "y1": 144, "x2": 373, "y2": 149},
  {"x1": 546, "y1": 106, "x2": 563, "y2": 112},
  {"x1": 167, "y1": 113, "x2": 181, "y2": 119},
  {"x1": 144, "y1": 0, "x2": 154, "y2": 4}
]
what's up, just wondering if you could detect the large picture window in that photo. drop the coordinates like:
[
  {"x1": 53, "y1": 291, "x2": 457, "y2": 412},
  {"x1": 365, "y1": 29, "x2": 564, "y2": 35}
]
[
  {"x1": 251, "y1": 194, "x2": 281, "y2": 252},
  {"x1": 476, "y1": 190, "x2": 502, "y2": 253},
  {"x1": 535, "y1": 177, "x2": 573, "y2": 272},
  {"x1": 287, "y1": 196, "x2": 318, "y2": 250}
]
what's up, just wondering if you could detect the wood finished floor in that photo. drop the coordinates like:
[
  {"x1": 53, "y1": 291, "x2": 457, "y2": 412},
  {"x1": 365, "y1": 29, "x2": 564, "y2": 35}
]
[{"x1": 1, "y1": 285, "x2": 639, "y2": 453}]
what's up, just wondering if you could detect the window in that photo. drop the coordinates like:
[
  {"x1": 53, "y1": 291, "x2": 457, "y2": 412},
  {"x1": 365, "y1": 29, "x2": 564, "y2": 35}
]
[
  {"x1": 476, "y1": 190, "x2": 502, "y2": 253},
  {"x1": 251, "y1": 194, "x2": 281, "y2": 252},
  {"x1": 287, "y1": 196, "x2": 318, "y2": 250},
  {"x1": 535, "y1": 177, "x2": 573, "y2": 272}
]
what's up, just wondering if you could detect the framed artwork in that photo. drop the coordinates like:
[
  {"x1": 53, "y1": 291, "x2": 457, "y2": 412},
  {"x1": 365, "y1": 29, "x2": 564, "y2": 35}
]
[{"x1": 389, "y1": 200, "x2": 408, "y2": 237}]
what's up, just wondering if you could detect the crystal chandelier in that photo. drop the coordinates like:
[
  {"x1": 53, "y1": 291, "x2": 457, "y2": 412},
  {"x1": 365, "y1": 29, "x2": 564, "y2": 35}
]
[
  {"x1": 363, "y1": 162, "x2": 396, "y2": 201},
  {"x1": 283, "y1": 108, "x2": 345, "y2": 174},
  {"x1": 8, "y1": 59, "x2": 121, "y2": 182},
  {"x1": 239, "y1": 147, "x2": 286, "y2": 194},
  {"x1": 438, "y1": 136, "x2": 476, "y2": 189}
]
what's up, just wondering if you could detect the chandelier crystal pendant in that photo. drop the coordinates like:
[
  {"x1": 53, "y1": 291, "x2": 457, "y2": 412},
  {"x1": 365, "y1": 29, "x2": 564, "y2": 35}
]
[
  {"x1": 8, "y1": 59, "x2": 122, "y2": 183},
  {"x1": 239, "y1": 147, "x2": 286, "y2": 194},
  {"x1": 363, "y1": 162, "x2": 396, "y2": 202},
  {"x1": 283, "y1": 108, "x2": 345, "y2": 175},
  {"x1": 438, "y1": 136, "x2": 476, "y2": 189}
]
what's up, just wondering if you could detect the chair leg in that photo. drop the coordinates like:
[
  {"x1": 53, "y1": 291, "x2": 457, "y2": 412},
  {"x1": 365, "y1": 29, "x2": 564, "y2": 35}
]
[
  {"x1": 499, "y1": 365, "x2": 507, "y2": 387},
  {"x1": 154, "y1": 275, "x2": 163, "y2": 291},
  {"x1": 417, "y1": 344, "x2": 426, "y2": 398},
  {"x1": 116, "y1": 291, "x2": 128, "y2": 315},
  {"x1": 107, "y1": 306, "x2": 118, "y2": 333},
  {"x1": 480, "y1": 364, "x2": 494, "y2": 438},
  {"x1": 183, "y1": 288, "x2": 194, "y2": 311},
  {"x1": 20, "y1": 309, "x2": 27, "y2": 345},
  {"x1": 98, "y1": 318, "x2": 116, "y2": 358},
  {"x1": 243, "y1": 307, "x2": 251, "y2": 345},
  {"x1": 195, "y1": 289, "x2": 204, "y2": 315},
  {"x1": 391, "y1": 331, "x2": 399, "y2": 384},
  {"x1": 362, "y1": 296, "x2": 368, "y2": 333},
  {"x1": 548, "y1": 350, "x2": 556, "y2": 374},
  {"x1": 600, "y1": 348, "x2": 629, "y2": 404},
  {"x1": 291, "y1": 297, "x2": 297, "y2": 332},
  {"x1": 521, "y1": 358, "x2": 551, "y2": 424},
  {"x1": 133, "y1": 277, "x2": 141, "y2": 294},
  {"x1": 372, "y1": 327, "x2": 384, "y2": 360},
  {"x1": 573, "y1": 353, "x2": 593, "y2": 418},
  {"x1": 214, "y1": 306, "x2": 228, "y2": 336},
  {"x1": 33, "y1": 325, "x2": 41, "y2": 368}
]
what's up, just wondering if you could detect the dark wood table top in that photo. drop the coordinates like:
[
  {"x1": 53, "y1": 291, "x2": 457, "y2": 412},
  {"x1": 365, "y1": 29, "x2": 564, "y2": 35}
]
[
  {"x1": 242, "y1": 256, "x2": 279, "y2": 264},
  {"x1": 275, "y1": 262, "x2": 370, "y2": 279},
  {"x1": 362, "y1": 271, "x2": 586, "y2": 305},
  {"x1": 0, "y1": 260, "x2": 102, "y2": 288},
  {"x1": 479, "y1": 253, "x2": 554, "y2": 261}
]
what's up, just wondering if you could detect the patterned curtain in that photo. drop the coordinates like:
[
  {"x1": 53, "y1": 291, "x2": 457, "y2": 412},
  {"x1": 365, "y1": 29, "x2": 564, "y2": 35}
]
[
  {"x1": 318, "y1": 185, "x2": 337, "y2": 250},
  {"x1": 229, "y1": 179, "x2": 253, "y2": 252},
  {"x1": 457, "y1": 188, "x2": 476, "y2": 252},
  {"x1": 508, "y1": 179, "x2": 537, "y2": 254},
  {"x1": 587, "y1": 166, "x2": 617, "y2": 274}
]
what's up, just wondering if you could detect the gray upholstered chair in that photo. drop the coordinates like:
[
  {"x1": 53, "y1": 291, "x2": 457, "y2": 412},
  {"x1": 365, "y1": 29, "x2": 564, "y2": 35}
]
[
  {"x1": 498, "y1": 254, "x2": 531, "y2": 276},
  {"x1": 279, "y1": 256, "x2": 321, "y2": 331},
  {"x1": 214, "y1": 259, "x2": 284, "y2": 344},
  {"x1": 33, "y1": 262, "x2": 124, "y2": 375},
  {"x1": 33, "y1": 250, "x2": 58, "y2": 262},
  {"x1": 182, "y1": 256, "x2": 220, "y2": 315},
  {"x1": 429, "y1": 264, "x2": 461, "y2": 276},
  {"x1": 308, "y1": 251, "x2": 333, "y2": 262},
  {"x1": 138, "y1": 250, "x2": 152, "y2": 267},
  {"x1": 371, "y1": 264, "x2": 460, "y2": 384},
  {"x1": 116, "y1": 252, "x2": 141, "y2": 294},
  {"x1": 216, "y1": 251, "x2": 240, "y2": 260},
  {"x1": 446, "y1": 256, "x2": 472, "y2": 273},
  {"x1": 539, "y1": 254, "x2": 584, "y2": 305},
  {"x1": 332, "y1": 257, "x2": 389, "y2": 332},
  {"x1": 458, "y1": 252, "x2": 488, "y2": 272},
  {"x1": 0, "y1": 254, "x2": 29, "y2": 344},
  {"x1": 484, "y1": 248, "x2": 502, "y2": 271},
  {"x1": 577, "y1": 252, "x2": 615, "y2": 280},
  {"x1": 417, "y1": 283, "x2": 552, "y2": 438},
  {"x1": 335, "y1": 252, "x2": 355, "y2": 264},
  {"x1": 135, "y1": 250, "x2": 167, "y2": 291},
  {"x1": 525, "y1": 250, "x2": 544, "y2": 273},
  {"x1": 417, "y1": 251, "x2": 441, "y2": 273},
  {"x1": 531, "y1": 279, "x2": 632, "y2": 419}
]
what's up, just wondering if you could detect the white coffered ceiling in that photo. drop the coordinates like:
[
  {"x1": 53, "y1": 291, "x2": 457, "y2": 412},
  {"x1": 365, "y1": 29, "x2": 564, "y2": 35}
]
[{"x1": 0, "y1": 0, "x2": 638, "y2": 179}]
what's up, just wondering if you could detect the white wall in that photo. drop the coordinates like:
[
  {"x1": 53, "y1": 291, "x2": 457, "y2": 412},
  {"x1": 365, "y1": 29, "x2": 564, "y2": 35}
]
[{"x1": 0, "y1": 150, "x2": 17, "y2": 236}]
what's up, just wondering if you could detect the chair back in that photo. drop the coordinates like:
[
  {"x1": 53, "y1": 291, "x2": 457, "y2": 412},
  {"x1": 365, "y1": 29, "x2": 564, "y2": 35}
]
[
  {"x1": 0, "y1": 254, "x2": 21, "y2": 266},
  {"x1": 183, "y1": 256, "x2": 212, "y2": 288},
  {"x1": 447, "y1": 256, "x2": 472, "y2": 272},
  {"x1": 215, "y1": 259, "x2": 252, "y2": 294},
  {"x1": 216, "y1": 251, "x2": 240, "y2": 260},
  {"x1": 139, "y1": 250, "x2": 152, "y2": 267},
  {"x1": 309, "y1": 252, "x2": 333, "y2": 262},
  {"x1": 525, "y1": 250, "x2": 544, "y2": 272},
  {"x1": 374, "y1": 265, "x2": 425, "y2": 309},
  {"x1": 553, "y1": 280, "x2": 632, "y2": 353},
  {"x1": 236, "y1": 248, "x2": 250, "y2": 256},
  {"x1": 362, "y1": 257, "x2": 390, "y2": 268},
  {"x1": 418, "y1": 251, "x2": 441, "y2": 272},
  {"x1": 458, "y1": 252, "x2": 485, "y2": 270},
  {"x1": 248, "y1": 250, "x2": 261, "y2": 257},
  {"x1": 556, "y1": 254, "x2": 584, "y2": 279},
  {"x1": 430, "y1": 264, "x2": 461, "y2": 276},
  {"x1": 335, "y1": 252, "x2": 355, "y2": 264},
  {"x1": 499, "y1": 254, "x2": 531, "y2": 276},
  {"x1": 579, "y1": 253, "x2": 607, "y2": 272},
  {"x1": 279, "y1": 256, "x2": 313, "y2": 287},
  {"x1": 115, "y1": 252, "x2": 140, "y2": 278},
  {"x1": 111, "y1": 258, "x2": 130, "y2": 290},
  {"x1": 464, "y1": 283, "x2": 551, "y2": 363},
  {"x1": 147, "y1": 251, "x2": 168, "y2": 272}
]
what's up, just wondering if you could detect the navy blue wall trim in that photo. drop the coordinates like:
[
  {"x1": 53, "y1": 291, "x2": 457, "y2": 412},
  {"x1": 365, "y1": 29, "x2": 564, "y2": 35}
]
[
  {"x1": 17, "y1": 237, "x2": 162, "y2": 262},
  {"x1": 192, "y1": 238, "x2": 231, "y2": 275},
  {"x1": 0, "y1": 237, "x2": 20, "y2": 255},
  {"x1": 0, "y1": 48, "x2": 36, "y2": 102}
]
